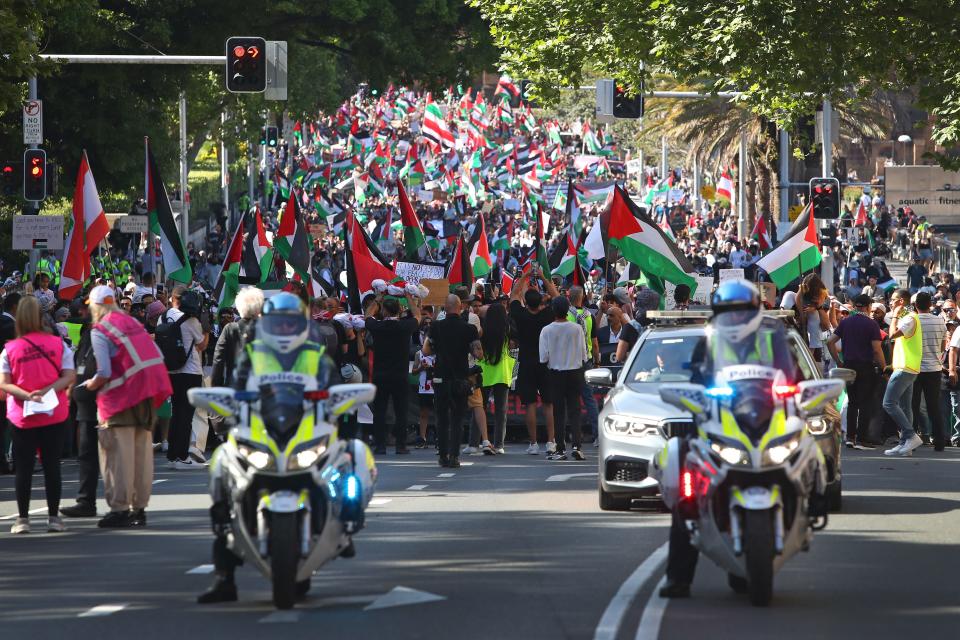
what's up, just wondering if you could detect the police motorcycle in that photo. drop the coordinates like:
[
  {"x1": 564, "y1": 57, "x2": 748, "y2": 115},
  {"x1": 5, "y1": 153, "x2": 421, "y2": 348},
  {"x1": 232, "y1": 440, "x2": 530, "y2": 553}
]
[
  {"x1": 188, "y1": 294, "x2": 378, "y2": 610},
  {"x1": 653, "y1": 282, "x2": 845, "y2": 606}
]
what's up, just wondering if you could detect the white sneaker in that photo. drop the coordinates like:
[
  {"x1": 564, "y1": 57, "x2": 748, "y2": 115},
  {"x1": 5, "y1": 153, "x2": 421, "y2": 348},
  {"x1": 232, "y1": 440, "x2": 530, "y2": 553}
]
[
  {"x1": 161, "y1": 441, "x2": 169, "y2": 453},
  {"x1": 170, "y1": 458, "x2": 205, "y2": 470},
  {"x1": 10, "y1": 517, "x2": 30, "y2": 534},
  {"x1": 545, "y1": 442, "x2": 557, "y2": 455},
  {"x1": 495, "y1": 447, "x2": 505, "y2": 455},
  {"x1": 883, "y1": 444, "x2": 904, "y2": 456},
  {"x1": 480, "y1": 441, "x2": 495, "y2": 455},
  {"x1": 47, "y1": 516, "x2": 66, "y2": 533},
  {"x1": 152, "y1": 442, "x2": 162, "y2": 452},
  {"x1": 189, "y1": 445, "x2": 207, "y2": 464},
  {"x1": 462, "y1": 445, "x2": 479, "y2": 455},
  {"x1": 899, "y1": 434, "x2": 923, "y2": 456},
  {"x1": 525, "y1": 443, "x2": 540, "y2": 455}
]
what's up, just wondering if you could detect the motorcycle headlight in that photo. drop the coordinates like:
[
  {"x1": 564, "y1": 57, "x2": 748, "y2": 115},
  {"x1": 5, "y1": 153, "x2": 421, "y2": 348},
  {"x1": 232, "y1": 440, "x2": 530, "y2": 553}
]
[
  {"x1": 805, "y1": 416, "x2": 830, "y2": 436},
  {"x1": 603, "y1": 414, "x2": 661, "y2": 438},
  {"x1": 287, "y1": 436, "x2": 331, "y2": 470},
  {"x1": 763, "y1": 432, "x2": 803, "y2": 466},
  {"x1": 237, "y1": 444, "x2": 275, "y2": 470},
  {"x1": 708, "y1": 438, "x2": 750, "y2": 465}
]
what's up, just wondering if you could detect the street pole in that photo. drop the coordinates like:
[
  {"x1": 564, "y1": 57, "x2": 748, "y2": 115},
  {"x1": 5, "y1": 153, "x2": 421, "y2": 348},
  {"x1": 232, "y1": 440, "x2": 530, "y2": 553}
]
[
  {"x1": 692, "y1": 154, "x2": 701, "y2": 212},
  {"x1": 220, "y1": 110, "x2": 229, "y2": 214},
  {"x1": 27, "y1": 74, "x2": 40, "y2": 281},
  {"x1": 179, "y1": 91, "x2": 189, "y2": 246},
  {"x1": 779, "y1": 128, "x2": 790, "y2": 233},
  {"x1": 820, "y1": 99, "x2": 834, "y2": 293},
  {"x1": 738, "y1": 131, "x2": 747, "y2": 240},
  {"x1": 660, "y1": 136, "x2": 668, "y2": 179},
  {"x1": 247, "y1": 139, "x2": 255, "y2": 211}
]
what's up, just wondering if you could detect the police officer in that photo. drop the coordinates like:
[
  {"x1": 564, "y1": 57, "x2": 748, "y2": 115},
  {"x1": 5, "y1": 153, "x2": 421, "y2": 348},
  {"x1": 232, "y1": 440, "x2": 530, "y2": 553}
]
[
  {"x1": 198, "y1": 292, "x2": 341, "y2": 604},
  {"x1": 658, "y1": 280, "x2": 797, "y2": 598}
]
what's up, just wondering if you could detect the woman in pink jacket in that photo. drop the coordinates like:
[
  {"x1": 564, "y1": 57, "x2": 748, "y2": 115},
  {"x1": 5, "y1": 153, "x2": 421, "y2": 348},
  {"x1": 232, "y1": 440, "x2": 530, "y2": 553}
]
[{"x1": 0, "y1": 295, "x2": 76, "y2": 534}]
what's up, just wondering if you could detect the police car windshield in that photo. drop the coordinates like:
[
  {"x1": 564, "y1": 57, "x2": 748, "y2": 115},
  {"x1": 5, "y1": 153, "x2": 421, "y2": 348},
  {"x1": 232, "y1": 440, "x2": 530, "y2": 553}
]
[{"x1": 626, "y1": 335, "x2": 705, "y2": 384}]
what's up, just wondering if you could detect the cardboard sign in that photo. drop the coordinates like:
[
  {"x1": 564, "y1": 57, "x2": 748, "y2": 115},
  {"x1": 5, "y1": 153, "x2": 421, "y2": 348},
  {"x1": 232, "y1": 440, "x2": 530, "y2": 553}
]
[
  {"x1": 308, "y1": 223, "x2": 325, "y2": 239},
  {"x1": 719, "y1": 268, "x2": 745, "y2": 283},
  {"x1": 13, "y1": 215, "x2": 63, "y2": 250},
  {"x1": 418, "y1": 278, "x2": 450, "y2": 309},
  {"x1": 663, "y1": 281, "x2": 678, "y2": 310},
  {"x1": 395, "y1": 261, "x2": 446, "y2": 284},
  {"x1": 693, "y1": 276, "x2": 714, "y2": 305}
]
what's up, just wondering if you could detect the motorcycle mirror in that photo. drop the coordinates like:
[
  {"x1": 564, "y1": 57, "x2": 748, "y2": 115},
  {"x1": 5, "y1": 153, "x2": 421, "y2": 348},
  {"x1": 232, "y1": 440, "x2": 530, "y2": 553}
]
[
  {"x1": 658, "y1": 383, "x2": 708, "y2": 416},
  {"x1": 795, "y1": 379, "x2": 846, "y2": 417},
  {"x1": 827, "y1": 367, "x2": 857, "y2": 384},
  {"x1": 327, "y1": 383, "x2": 377, "y2": 417},
  {"x1": 187, "y1": 386, "x2": 240, "y2": 418}
]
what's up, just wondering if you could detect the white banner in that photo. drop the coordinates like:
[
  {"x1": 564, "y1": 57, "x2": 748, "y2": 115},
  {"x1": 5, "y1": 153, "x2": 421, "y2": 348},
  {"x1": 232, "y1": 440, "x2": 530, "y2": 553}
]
[
  {"x1": 13, "y1": 215, "x2": 63, "y2": 251},
  {"x1": 394, "y1": 261, "x2": 446, "y2": 284}
]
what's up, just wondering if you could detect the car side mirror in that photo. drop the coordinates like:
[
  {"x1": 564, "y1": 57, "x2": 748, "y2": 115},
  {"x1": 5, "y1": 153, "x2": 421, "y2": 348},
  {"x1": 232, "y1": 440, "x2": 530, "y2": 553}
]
[
  {"x1": 187, "y1": 387, "x2": 239, "y2": 418},
  {"x1": 585, "y1": 367, "x2": 615, "y2": 387},
  {"x1": 658, "y1": 383, "x2": 708, "y2": 416},
  {"x1": 828, "y1": 367, "x2": 857, "y2": 384},
  {"x1": 328, "y1": 383, "x2": 378, "y2": 417},
  {"x1": 795, "y1": 379, "x2": 846, "y2": 416}
]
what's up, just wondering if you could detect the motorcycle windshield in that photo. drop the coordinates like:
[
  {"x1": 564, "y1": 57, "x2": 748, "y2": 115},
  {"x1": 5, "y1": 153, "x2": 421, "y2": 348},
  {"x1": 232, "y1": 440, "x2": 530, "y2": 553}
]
[
  {"x1": 709, "y1": 315, "x2": 795, "y2": 375},
  {"x1": 728, "y1": 379, "x2": 775, "y2": 444},
  {"x1": 259, "y1": 383, "x2": 306, "y2": 446}
]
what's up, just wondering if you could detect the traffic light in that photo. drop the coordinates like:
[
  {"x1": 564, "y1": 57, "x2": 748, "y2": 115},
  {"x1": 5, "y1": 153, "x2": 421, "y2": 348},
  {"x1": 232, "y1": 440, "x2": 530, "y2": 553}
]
[
  {"x1": 266, "y1": 126, "x2": 278, "y2": 148},
  {"x1": 225, "y1": 36, "x2": 267, "y2": 93},
  {"x1": 809, "y1": 177, "x2": 840, "y2": 219},
  {"x1": 23, "y1": 149, "x2": 46, "y2": 202},
  {"x1": 2, "y1": 160, "x2": 19, "y2": 197},
  {"x1": 612, "y1": 83, "x2": 644, "y2": 119},
  {"x1": 259, "y1": 127, "x2": 267, "y2": 145}
]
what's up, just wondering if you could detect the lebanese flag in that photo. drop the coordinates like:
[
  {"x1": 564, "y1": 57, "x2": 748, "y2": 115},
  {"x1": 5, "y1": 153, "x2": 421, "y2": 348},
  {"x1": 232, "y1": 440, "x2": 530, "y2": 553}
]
[
  {"x1": 423, "y1": 101, "x2": 455, "y2": 151},
  {"x1": 607, "y1": 185, "x2": 697, "y2": 288},
  {"x1": 756, "y1": 203, "x2": 821, "y2": 288},
  {"x1": 854, "y1": 200, "x2": 868, "y2": 227},
  {"x1": 60, "y1": 151, "x2": 110, "y2": 300},
  {"x1": 467, "y1": 215, "x2": 492, "y2": 277},
  {"x1": 716, "y1": 169, "x2": 735, "y2": 207},
  {"x1": 750, "y1": 214, "x2": 772, "y2": 251}
]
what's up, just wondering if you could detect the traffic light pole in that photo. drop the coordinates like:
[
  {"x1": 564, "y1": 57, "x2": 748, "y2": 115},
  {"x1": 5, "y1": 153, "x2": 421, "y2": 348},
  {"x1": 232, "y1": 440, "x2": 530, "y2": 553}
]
[
  {"x1": 26, "y1": 73, "x2": 40, "y2": 281},
  {"x1": 820, "y1": 99, "x2": 834, "y2": 294},
  {"x1": 179, "y1": 91, "x2": 190, "y2": 250}
]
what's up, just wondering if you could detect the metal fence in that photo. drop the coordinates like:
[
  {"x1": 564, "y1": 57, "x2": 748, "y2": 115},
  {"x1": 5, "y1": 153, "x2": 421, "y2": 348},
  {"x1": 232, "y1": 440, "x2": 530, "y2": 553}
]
[{"x1": 932, "y1": 236, "x2": 958, "y2": 275}]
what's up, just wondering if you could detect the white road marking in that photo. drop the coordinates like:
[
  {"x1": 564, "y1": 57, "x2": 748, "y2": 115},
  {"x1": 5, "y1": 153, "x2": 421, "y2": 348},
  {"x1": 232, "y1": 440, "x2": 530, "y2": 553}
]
[
  {"x1": 546, "y1": 472, "x2": 599, "y2": 482},
  {"x1": 369, "y1": 498, "x2": 392, "y2": 506},
  {"x1": 634, "y1": 576, "x2": 669, "y2": 640},
  {"x1": 0, "y1": 507, "x2": 46, "y2": 521},
  {"x1": 78, "y1": 603, "x2": 128, "y2": 618},
  {"x1": 459, "y1": 462, "x2": 474, "y2": 466},
  {"x1": 259, "y1": 611, "x2": 300, "y2": 623},
  {"x1": 437, "y1": 473, "x2": 456, "y2": 478},
  {"x1": 152, "y1": 479, "x2": 168, "y2": 485},
  {"x1": 593, "y1": 542, "x2": 667, "y2": 640},
  {"x1": 364, "y1": 586, "x2": 446, "y2": 611},
  {"x1": 185, "y1": 564, "x2": 214, "y2": 575},
  {"x1": 405, "y1": 485, "x2": 428, "y2": 491}
]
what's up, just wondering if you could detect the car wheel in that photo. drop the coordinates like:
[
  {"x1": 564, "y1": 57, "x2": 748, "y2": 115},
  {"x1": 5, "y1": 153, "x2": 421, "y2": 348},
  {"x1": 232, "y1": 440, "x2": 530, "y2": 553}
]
[
  {"x1": 599, "y1": 486, "x2": 633, "y2": 511},
  {"x1": 826, "y1": 480, "x2": 842, "y2": 512}
]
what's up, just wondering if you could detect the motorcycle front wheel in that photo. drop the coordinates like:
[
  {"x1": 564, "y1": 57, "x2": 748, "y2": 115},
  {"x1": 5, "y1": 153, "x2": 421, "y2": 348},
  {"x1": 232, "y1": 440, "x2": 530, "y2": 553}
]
[
  {"x1": 743, "y1": 510, "x2": 774, "y2": 607},
  {"x1": 270, "y1": 512, "x2": 301, "y2": 609}
]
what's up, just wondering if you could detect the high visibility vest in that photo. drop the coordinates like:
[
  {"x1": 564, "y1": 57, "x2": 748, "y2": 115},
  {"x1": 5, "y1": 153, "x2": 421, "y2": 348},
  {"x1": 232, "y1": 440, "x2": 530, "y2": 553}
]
[
  {"x1": 892, "y1": 312, "x2": 922, "y2": 373},
  {"x1": 63, "y1": 321, "x2": 83, "y2": 348},
  {"x1": 568, "y1": 307, "x2": 594, "y2": 358},
  {"x1": 246, "y1": 340, "x2": 324, "y2": 390},
  {"x1": 52, "y1": 259, "x2": 60, "y2": 286},
  {"x1": 711, "y1": 328, "x2": 774, "y2": 366}
]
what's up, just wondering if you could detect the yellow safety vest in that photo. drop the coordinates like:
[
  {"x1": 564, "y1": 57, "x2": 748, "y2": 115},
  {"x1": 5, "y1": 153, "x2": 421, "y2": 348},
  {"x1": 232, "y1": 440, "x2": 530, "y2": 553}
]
[
  {"x1": 892, "y1": 312, "x2": 922, "y2": 373},
  {"x1": 568, "y1": 307, "x2": 594, "y2": 358},
  {"x1": 246, "y1": 340, "x2": 324, "y2": 385}
]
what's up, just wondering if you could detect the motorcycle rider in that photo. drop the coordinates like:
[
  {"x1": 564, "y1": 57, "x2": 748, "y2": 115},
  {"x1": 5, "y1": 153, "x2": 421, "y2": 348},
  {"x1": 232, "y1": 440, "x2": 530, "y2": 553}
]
[
  {"x1": 197, "y1": 292, "x2": 345, "y2": 604},
  {"x1": 659, "y1": 280, "x2": 798, "y2": 598}
]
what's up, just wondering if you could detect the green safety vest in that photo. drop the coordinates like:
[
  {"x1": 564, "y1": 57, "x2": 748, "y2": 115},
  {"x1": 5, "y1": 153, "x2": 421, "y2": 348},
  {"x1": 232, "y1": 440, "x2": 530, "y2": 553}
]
[
  {"x1": 568, "y1": 307, "x2": 594, "y2": 358},
  {"x1": 892, "y1": 312, "x2": 922, "y2": 373},
  {"x1": 52, "y1": 259, "x2": 60, "y2": 286},
  {"x1": 479, "y1": 343, "x2": 515, "y2": 387},
  {"x1": 711, "y1": 328, "x2": 774, "y2": 366},
  {"x1": 63, "y1": 321, "x2": 83, "y2": 348}
]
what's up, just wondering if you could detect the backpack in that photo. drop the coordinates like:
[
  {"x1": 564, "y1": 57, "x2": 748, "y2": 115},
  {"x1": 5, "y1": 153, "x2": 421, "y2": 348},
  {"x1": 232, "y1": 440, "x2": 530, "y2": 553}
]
[{"x1": 155, "y1": 311, "x2": 195, "y2": 370}]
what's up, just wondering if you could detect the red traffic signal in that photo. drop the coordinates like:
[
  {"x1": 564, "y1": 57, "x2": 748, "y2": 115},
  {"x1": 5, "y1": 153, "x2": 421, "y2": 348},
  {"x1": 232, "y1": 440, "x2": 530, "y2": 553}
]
[
  {"x1": 809, "y1": 177, "x2": 840, "y2": 219},
  {"x1": 225, "y1": 37, "x2": 267, "y2": 93},
  {"x1": 23, "y1": 149, "x2": 46, "y2": 201},
  {"x1": 612, "y1": 82, "x2": 644, "y2": 119}
]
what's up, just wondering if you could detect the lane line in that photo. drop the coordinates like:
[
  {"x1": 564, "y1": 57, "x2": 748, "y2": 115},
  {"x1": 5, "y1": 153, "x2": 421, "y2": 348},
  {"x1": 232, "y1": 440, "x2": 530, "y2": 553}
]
[
  {"x1": 260, "y1": 611, "x2": 300, "y2": 623},
  {"x1": 634, "y1": 576, "x2": 669, "y2": 640},
  {"x1": 0, "y1": 507, "x2": 46, "y2": 521},
  {"x1": 78, "y1": 603, "x2": 128, "y2": 618},
  {"x1": 405, "y1": 485, "x2": 428, "y2": 491},
  {"x1": 546, "y1": 472, "x2": 598, "y2": 482},
  {"x1": 152, "y1": 479, "x2": 168, "y2": 485},
  {"x1": 437, "y1": 473, "x2": 456, "y2": 478},
  {"x1": 593, "y1": 542, "x2": 667, "y2": 640},
  {"x1": 185, "y1": 564, "x2": 214, "y2": 575},
  {"x1": 369, "y1": 498, "x2": 392, "y2": 506}
]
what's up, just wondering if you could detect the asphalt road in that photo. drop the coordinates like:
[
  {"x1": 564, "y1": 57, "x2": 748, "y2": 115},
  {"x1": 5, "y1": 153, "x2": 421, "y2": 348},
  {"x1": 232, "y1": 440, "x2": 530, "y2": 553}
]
[{"x1": 0, "y1": 441, "x2": 958, "y2": 640}]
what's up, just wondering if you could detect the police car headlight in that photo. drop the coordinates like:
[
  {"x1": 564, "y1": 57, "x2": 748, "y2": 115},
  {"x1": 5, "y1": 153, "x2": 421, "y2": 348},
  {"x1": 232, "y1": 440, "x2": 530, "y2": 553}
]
[
  {"x1": 805, "y1": 416, "x2": 830, "y2": 436},
  {"x1": 603, "y1": 415, "x2": 660, "y2": 437},
  {"x1": 763, "y1": 433, "x2": 802, "y2": 466},
  {"x1": 238, "y1": 445, "x2": 275, "y2": 470},
  {"x1": 287, "y1": 436, "x2": 330, "y2": 470}
]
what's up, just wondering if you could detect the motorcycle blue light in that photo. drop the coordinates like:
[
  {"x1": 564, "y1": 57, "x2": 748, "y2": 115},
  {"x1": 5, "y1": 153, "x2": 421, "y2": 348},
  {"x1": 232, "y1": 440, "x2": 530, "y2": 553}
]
[
  {"x1": 705, "y1": 386, "x2": 734, "y2": 399},
  {"x1": 235, "y1": 391, "x2": 259, "y2": 402},
  {"x1": 345, "y1": 475, "x2": 360, "y2": 501}
]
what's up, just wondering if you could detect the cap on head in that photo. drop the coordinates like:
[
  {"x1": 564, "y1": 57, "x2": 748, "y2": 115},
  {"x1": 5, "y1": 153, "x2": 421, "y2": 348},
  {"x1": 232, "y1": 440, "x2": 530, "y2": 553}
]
[{"x1": 88, "y1": 285, "x2": 116, "y2": 306}]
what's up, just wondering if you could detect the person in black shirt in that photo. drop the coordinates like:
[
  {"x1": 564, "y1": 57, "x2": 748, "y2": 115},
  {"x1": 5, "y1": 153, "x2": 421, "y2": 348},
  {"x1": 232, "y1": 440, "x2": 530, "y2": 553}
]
[
  {"x1": 425, "y1": 294, "x2": 478, "y2": 468},
  {"x1": 365, "y1": 293, "x2": 421, "y2": 455}
]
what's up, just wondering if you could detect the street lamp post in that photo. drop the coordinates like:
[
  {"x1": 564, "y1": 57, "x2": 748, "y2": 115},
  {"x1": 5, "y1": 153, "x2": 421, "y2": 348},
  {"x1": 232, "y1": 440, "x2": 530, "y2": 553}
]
[{"x1": 897, "y1": 134, "x2": 912, "y2": 166}]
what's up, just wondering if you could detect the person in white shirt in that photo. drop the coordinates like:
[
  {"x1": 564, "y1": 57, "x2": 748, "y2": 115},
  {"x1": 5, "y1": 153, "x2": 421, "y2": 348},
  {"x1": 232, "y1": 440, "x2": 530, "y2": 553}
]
[
  {"x1": 728, "y1": 242, "x2": 750, "y2": 269},
  {"x1": 539, "y1": 296, "x2": 588, "y2": 461},
  {"x1": 162, "y1": 287, "x2": 208, "y2": 470}
]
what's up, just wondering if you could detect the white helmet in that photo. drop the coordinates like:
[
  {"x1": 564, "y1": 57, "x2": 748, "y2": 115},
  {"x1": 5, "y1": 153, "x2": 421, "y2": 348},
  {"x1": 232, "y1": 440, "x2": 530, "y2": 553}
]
[
  {"x1": 340, "y1": 363, "x2": 362, "y2": 383},
  {"x1": 259, "y1": 292, "x2": 309, "y2": 354}
]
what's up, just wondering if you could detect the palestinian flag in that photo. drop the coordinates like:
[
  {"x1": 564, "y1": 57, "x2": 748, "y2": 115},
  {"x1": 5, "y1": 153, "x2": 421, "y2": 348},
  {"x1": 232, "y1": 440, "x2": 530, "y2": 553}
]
[
  {"x1": 346, "y1": 210, "x2": 397, "y2": 312},
  {"x1": 446, "y1": 233, "x2": 473, "y2": 288},
  {"x1": 145, "y1": 139, "x2": 191, "y2": 283},
  {"x1": 495, "y1": 74, "x2": 520, "y2": 102},
  {"x1": 643, "y1": 180, "x2": 669, "y2": 205},
  {"x1": 566, "y1": 180, "x2": 583, "y2": 236},
  {"x1": 532, "y1": 203, "x2": 552, "y2": 278},
  {"x1": 751, "y1": 214, "x2": 772, "y2": 252},
  {"x1": 423, "y1": 101, "x2": 455, "y2": 151},
  {"x1": 213, "y1": 210, "x2": 245, "y2": 308},
  {"x1": 877, "y1": 278, "x2": 898, "y2": 293},
  {"x1": 854, "y1": 201, "x2": 868, "y2": 227},
  {"x1": 241, "y1": 205, "x2": 274, "y2": 283},
  {"x1": 501, "y1": 269, "x2": 515, "y2": 295},
  {"x1": 551, "y1": 231, "x2": 587, "y2": 286},
  {"x1": 274, "y1": 191, "x2": 311, "y2": 282},
  {"x1": 756, "y1": 203, "x2": 821, "y2": 288},
  {"x1": 398, "y1": 181, "x2": 426, "y2": 259},
  {"x1": 608, "y1": 185, "x2": 696, "y2": 288},
  {"x1": 467, "y1": 215, "x2": 492, "y2": 277},
  {"x1": 491, "y1": 224, "x2": 511, "y2": 251}
]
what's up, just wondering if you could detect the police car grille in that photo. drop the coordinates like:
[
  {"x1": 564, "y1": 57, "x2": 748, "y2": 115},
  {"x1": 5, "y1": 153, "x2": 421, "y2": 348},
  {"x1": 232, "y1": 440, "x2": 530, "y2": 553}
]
[{"x1": 605, "y1": 459, "x2": 649, "y2": 483}]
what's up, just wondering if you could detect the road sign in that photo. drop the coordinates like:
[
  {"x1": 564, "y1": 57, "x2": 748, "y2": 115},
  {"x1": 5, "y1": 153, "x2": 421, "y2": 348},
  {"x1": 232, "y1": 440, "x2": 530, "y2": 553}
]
[
  {"x1": 119, "y1": 215, "x2": 149, "y2": 234},
  {"x1": 23, "y1": 100, "x2": 42, "y2": 145},
  {"x1": 13, "y1": 215, "x2": 63, "y2": 250}
]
